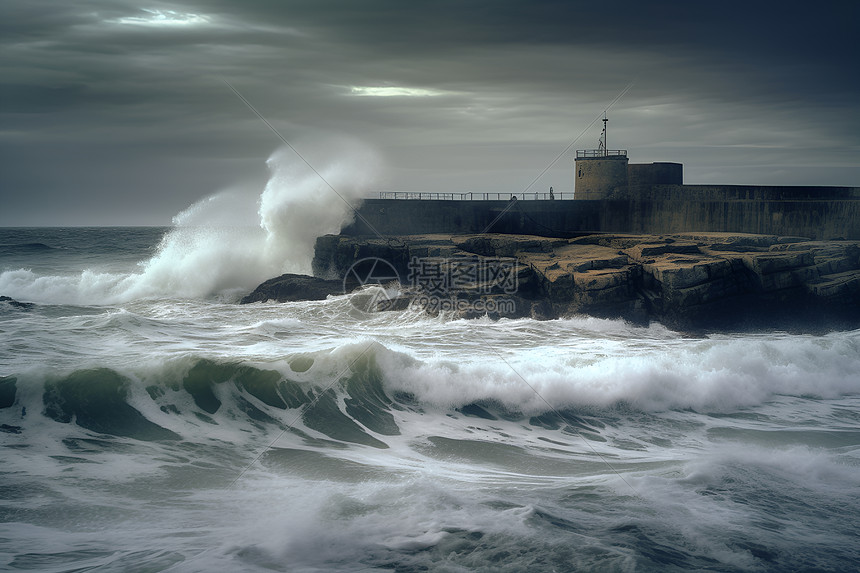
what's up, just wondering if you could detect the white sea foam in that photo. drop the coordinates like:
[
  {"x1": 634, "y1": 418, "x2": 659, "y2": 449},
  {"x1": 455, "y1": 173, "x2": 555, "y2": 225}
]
[
  {"x1": 4, "y1": 304, "x2": 859, "y2": 571},
  {"x1": 373, "y1": 328, "x2": 860, "y2": 413}
]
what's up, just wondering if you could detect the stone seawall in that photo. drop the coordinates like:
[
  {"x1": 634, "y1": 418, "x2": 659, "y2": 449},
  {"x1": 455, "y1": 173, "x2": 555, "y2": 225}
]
[
  {"x1": 284, "y1": 232, "x2": 860, "y2": 331},
  {"x1": 343, "y1": 194, "x2": 860, "y2": 240}
]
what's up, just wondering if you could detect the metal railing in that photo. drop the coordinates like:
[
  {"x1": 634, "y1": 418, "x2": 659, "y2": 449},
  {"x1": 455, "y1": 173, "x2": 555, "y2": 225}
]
[
  {"x1": 379, "y1": 192, "x2": 470, "y2": 200},
  {"x1": 378, "y1": 191, "x2": 574, "y2": 200},
  {"x1": 575, "y1": 149, "x2": 627, "y2": 158}
]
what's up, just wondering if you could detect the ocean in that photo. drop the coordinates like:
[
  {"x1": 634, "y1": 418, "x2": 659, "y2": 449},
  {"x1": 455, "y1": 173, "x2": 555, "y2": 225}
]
[{"x1": 2, "y1": 225, "x2": 859, "y2": 572}]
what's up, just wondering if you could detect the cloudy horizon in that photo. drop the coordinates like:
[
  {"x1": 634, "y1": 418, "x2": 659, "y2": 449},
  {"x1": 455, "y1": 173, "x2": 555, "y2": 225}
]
[{"x1": 2, "y1": 0, "x2": 858, "y2": 226}]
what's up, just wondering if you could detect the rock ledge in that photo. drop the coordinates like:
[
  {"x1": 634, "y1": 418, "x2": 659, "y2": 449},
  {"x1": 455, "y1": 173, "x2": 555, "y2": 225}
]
[{"x1": 245, "y1": 233, "x2": 860, "y2": 332}]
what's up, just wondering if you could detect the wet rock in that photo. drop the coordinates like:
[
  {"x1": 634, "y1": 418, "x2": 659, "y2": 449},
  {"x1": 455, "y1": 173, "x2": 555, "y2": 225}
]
[
  {"x1": 240, "y1": 274, "x2": 346, "y2": 304},
  {"x1": 0, "y1": 296, "x2": 34, "y2": 310}
]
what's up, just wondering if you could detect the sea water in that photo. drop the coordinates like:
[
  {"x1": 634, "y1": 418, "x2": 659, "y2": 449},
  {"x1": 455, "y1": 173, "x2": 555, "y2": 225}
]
[{"x1": 2, "y1": 160, "x2": 860, "y2": 573}]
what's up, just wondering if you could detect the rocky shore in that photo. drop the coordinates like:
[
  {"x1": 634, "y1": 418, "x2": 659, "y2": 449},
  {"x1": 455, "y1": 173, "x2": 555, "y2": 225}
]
[
  {"x1": 0, "y1": 296, "x2": 34, "y2": 310},
  {"x1": 243, "y1": 233, "x2": 860, "y2": 332}
]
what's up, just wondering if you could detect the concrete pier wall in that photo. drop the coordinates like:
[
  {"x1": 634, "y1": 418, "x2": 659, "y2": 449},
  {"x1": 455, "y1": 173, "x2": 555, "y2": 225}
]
[
  {"x1": 343, "y1": 190, "x2": 860, "y2": 240},
  {"x1": 628, "y1": 163, "x2": 684, "y2": 192}
]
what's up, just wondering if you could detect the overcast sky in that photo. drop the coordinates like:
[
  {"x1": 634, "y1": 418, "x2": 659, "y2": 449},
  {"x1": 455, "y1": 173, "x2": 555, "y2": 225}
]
[{"x1": 1, "y1": 0, "x2": 858, "y2": 226}]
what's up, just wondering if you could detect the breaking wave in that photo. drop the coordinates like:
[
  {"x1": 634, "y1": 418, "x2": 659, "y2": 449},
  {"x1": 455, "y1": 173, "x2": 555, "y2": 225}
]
[{"x1": 4, "y1": 328, "x2": 860, "y2": 447}]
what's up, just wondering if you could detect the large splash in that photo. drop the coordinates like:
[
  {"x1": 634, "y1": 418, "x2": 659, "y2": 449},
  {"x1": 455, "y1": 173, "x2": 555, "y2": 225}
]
[
  {"x1": 124, "y1": 142, "x2": 381, "y2": 300},
  {"x1": 1, "y1": 140, "x2": 382, "y2": 304}
]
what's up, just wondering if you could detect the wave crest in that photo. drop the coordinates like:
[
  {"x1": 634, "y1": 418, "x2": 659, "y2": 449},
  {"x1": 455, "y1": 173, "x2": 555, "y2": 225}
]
[{"x1": 4, "y1": 331, "x2": 860, "y2": 445}]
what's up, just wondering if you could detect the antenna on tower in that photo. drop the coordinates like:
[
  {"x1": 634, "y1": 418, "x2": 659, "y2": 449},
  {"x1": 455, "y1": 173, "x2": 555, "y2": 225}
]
[{"x1": 598, "y1": 112, "x2": 608, "y2": 156}]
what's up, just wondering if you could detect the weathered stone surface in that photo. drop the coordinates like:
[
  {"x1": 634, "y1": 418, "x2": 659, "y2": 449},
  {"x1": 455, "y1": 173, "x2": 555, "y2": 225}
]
[
  {"x1": 624, "y1": 242, "x2": 700, "y2": 261},
  {"x1": 740, "y1": 251, "x2": 815, "y2": 274},
  {"x1": 643, "y1": 256, "x2": 731, "y2": 290},
  {"x1": 246, "y1": 233, "x2": 860, "y2": 331},
  {"x1": 806, "y1": 271, "x2": 860, "y2": 299},
  {"x1": 451, "y1": 234, "x2": 565, "y2": 257}
]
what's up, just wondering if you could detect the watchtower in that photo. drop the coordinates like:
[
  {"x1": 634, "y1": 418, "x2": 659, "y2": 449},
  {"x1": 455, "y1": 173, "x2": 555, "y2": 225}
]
[{"x1": 574, "y1": 114, "x2": 629, "y2": 199}]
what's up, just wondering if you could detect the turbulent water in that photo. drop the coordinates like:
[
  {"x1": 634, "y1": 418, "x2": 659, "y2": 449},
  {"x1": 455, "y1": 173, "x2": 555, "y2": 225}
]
[{"x1": 2, "y1": 221, "x2": 860, "y2": 572}]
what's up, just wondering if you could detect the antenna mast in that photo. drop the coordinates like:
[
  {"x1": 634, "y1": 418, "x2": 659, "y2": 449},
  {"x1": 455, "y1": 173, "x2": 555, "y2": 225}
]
[{"x1": 600, "y1": 112, "x2": 609, "y2": 156}]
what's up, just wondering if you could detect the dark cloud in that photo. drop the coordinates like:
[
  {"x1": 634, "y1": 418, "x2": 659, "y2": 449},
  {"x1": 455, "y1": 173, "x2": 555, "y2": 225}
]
[{"x1": 1, "y1": 0, "x2": 857, "y2": 225}]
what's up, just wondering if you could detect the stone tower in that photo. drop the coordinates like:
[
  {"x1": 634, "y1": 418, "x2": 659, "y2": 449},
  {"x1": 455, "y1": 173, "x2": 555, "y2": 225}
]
[{"x1": 574, "y1": 113, "x2": 629, "y2": 199}]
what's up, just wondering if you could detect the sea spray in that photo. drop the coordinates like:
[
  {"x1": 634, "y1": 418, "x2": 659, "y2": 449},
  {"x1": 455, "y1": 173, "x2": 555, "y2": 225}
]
[
  {"x1": 258, "y1": 140, "x2": 383, "y2": 273},
  {"x1": 126, "y1": 139, "x2": 382, "y2": 300},
  {"x1": 0, "y1": 140, "x2": 382, "y2": 304}
]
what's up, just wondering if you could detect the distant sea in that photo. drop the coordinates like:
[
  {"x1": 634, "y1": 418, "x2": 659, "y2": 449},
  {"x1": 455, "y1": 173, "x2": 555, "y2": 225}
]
[{"x1": 2, "y1": 226, "x2": 859, "y2": 572}]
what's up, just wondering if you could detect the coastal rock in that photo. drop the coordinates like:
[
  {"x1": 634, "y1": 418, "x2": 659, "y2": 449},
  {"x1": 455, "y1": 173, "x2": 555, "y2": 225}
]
[
  {"x1": 0, "y1": 296, "x2": 34, "y2": 310},
  {"x1": 247, "y1": 232, "x2": 860, "y2": 330},
  {"x1": 240, "y1": 274, "x2": 345, "y2": 304}
]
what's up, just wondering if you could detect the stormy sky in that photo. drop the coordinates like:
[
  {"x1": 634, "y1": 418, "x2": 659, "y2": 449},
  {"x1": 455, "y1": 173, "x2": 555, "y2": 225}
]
[{"x1": 1, "y1": 0, "x2": 858, "y2": 226}]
